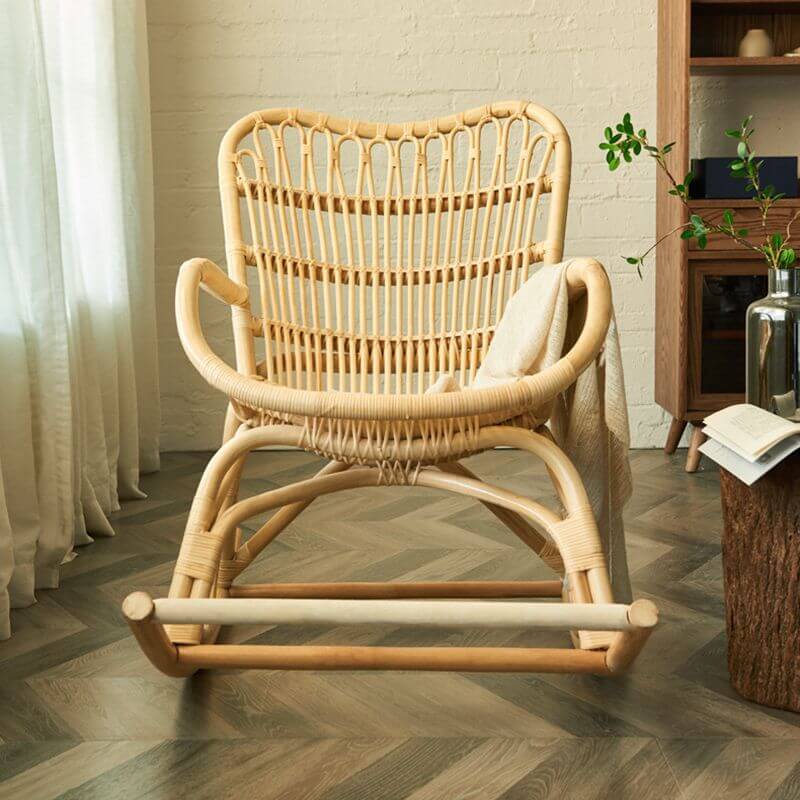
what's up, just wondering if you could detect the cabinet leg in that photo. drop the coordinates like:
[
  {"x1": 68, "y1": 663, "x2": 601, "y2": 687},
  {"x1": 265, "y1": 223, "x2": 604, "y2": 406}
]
[
  {"x1": 685, "y1": 424, "x2": 707, "y2": 473},
  {"x1": 664, "y1": 418, "x2": 688, "y2": 454}
]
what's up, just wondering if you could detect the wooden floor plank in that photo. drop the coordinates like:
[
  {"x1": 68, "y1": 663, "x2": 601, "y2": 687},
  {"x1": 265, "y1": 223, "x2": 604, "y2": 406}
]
[
  {"x1": 497, "y1": 738, "x2": 678, "y2": 800},
  {"x1": 404, "y1": 738, "x2": 560, "y2": 800},
  {"x1": 664, "y1": 738, "x2": 800, "y2": 800},
  {"x1": 1, "y1": 449, "x2": 796, "y2": 798},
  {"x1": 0, "y1": 740, "x2": 156, "y2": 800}
]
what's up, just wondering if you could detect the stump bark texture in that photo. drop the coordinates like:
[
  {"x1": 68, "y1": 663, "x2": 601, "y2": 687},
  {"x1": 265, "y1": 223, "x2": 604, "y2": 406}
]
[{"x1": 720, "y1": 459, "x2": 800, "y2": 713}]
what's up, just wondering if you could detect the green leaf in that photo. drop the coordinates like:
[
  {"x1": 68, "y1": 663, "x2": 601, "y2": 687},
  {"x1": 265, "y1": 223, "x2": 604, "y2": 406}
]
[
  {"x1": 625, "y1": 257, "x2": 640, "y2": 265},
  {"x1": 725, "y1": 128, "x2": 741, "y2": 138},
  {"x1": 723, "y1": 209, "x2": 734, "y2": 227},
  {"x1": 697, "y1": 234, "x2": 708, "y2": 250},
  {"x1": 604, "y1": 126, "x2": 613, "y2": 142},
  {"x1": 680, "y1": 229, "x2": 694, "y2": 240},
  {"x1": 737, "y1": 141, "x2": 748, "y2": 159},
  {"x1": 638, "y1": 129, "x2": 647, "y2": 138},
  {"x1": 772, "y1": 233, "x2": 784, "y2": 250},
  {"x1": 609, "y1": 157, "x2": 620, "y2": 171},
  {"x1": 737, "y1": 228, "x2": 749, "y2": 237},
  {"x1": 606, "y1": 150, "x2": 615, "y2": 165},
  {"x1": 729, "y1": 160, "x2": 745, "y2": 171},
  {"x1": 778, "y1": 248, "x2": 795, "y2": 267},
  {"x1": 623, "y1": 113, "x2": 634, "y2": 135}
]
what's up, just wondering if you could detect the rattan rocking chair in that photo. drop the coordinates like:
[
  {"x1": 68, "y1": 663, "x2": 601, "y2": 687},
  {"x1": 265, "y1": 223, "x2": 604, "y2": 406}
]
[{"x1": 124, "y1": 101, "x2": 657, "y2": 677}]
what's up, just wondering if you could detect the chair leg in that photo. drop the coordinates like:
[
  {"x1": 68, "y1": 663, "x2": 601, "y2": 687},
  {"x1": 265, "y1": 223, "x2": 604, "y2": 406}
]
[
  {"x1": 604, "y1": 599, "x2": 658, "y2": 674},
  {"x1": 685, "y1": 424, "x2": 707, "y2": 473},
  {"x1": 664, "y1": 417, "x2": 687, "y2": 454},
  {"x1": 204, "y1": 428, "x2": 615, "y2": 621},
  {"x1": 436, "y1": 460, "x2": 562, "y2": 572},
  {"x1": 131, "y1": 423, "x2": 655, "y2": 678},
  {"x1": 234, "y1": 460, "x2": 350, "y2": 567},
  {"x1": 123, "y1": 592, "x2": 197, "y2": 677},
  {"x1": 442, "y1": 426, "x2": 611, "y2": 600},
  {"x1": 164, "y1": 424, "x2": 308, "y2": 644}
]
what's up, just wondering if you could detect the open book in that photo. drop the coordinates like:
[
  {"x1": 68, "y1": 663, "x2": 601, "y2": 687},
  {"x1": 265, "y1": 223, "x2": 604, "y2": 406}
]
[{"x1": 699, "y1": 403, "x2": 800, "y2": 485}]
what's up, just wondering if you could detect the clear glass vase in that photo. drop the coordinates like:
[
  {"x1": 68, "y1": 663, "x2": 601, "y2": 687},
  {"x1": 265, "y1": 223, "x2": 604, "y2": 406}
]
[{"x1": 746, "y1": 268, "x2": 800, "y2": 417}]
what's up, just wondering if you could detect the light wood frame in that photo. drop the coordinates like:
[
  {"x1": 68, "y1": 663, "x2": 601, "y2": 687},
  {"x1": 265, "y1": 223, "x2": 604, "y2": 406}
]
[{"x1": 125, "y1": 102, "x2": 658, "y2": 677}]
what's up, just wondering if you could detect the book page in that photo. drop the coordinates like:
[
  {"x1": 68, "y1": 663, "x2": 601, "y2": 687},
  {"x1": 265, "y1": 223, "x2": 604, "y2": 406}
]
[
  {"x1": 703, "y1": 428, "x2": 759, "y2": 463},
  {"x1": 700, "y1": 436, "x2": 800, "y2": 485},
  {"x1": 703, "y1": 404, "x2": 800, "y2": 459}
]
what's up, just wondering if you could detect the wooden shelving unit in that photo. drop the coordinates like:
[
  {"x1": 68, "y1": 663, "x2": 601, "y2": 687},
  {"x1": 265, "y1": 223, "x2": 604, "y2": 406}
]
[
  {"x1": 690, "y1": 56, "x2": 800, "y2": 73},
  {"x1": 687, "y1": 197, "x2": 800, "y2": 208},
  {"x1": 656, "y1": 0, "x2": 800, "y2": 470}
]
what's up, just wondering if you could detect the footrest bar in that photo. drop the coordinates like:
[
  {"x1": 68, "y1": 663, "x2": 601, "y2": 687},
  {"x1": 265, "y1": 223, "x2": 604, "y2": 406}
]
[
  {"x1": 123, "y1": 592, "x2": 658, "y2": 677},
  {"x1": 152, "y1": 597, "x2": 649, "y2": 632}
]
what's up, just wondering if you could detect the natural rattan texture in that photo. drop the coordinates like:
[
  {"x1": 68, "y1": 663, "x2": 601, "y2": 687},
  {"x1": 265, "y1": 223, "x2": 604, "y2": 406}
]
[{"x1": 127, "y1": 102, "x2": 656, "y2": 678}]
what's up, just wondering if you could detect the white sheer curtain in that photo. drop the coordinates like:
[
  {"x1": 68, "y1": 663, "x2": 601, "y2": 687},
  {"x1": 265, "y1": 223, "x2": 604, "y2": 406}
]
[{"x1": 0, "y1": 1, "x2": 159, "y2": 639}]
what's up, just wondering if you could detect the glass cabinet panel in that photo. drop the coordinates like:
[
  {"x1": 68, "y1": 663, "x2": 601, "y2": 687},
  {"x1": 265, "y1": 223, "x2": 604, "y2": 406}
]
[
  {"x1": 689, "y1": 261, "x2": 768, "y2": 409},
  {"x1": 700, "y1": 273, "x2": 767, "y2": 395}
]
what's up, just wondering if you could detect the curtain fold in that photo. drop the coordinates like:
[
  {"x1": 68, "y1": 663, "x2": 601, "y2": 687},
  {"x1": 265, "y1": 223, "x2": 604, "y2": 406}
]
[{"x1": 0, "y1": 0, "x2": 159, "y2": 640}]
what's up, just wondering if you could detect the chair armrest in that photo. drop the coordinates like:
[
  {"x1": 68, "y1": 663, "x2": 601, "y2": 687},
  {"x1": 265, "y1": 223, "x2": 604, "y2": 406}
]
[
  {"x1": 562, "y1": 257, "x2": 612, "y2": 376},
  {"x1": 173, "y1": 256, "x2": 612, "y2": 425},
  {"x1": 178, "y1": 257, "x2": 249, "y2": 309},
  {"x1": 175, "y1": 258, "x2": 252, "y2": 389}
]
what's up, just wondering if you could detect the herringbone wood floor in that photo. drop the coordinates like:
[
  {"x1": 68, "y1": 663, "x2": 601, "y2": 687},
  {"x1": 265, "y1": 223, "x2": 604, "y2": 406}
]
[{"x1": 2, "y1": 448, "x2": 800, "y2": 799}]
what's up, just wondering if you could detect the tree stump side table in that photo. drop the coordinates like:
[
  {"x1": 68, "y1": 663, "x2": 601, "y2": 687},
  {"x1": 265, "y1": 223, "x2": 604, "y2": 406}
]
[{"x1": 719, "y1": 455, "x2": 800, "y2": 713}]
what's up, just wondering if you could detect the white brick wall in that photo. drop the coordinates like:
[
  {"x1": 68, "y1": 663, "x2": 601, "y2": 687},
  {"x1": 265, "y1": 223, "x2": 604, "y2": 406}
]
[{"x1": 147, "y1": 0, "x2": 796, "y2": 450}]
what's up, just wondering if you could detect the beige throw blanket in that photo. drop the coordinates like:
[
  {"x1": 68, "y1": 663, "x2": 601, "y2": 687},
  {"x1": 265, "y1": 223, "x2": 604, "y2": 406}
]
[{"x1": 430, "y1": 260, "x2": 633, "y2": 602}]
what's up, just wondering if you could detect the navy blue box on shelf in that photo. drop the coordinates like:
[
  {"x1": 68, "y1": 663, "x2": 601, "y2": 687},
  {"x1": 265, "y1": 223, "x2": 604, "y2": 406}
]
[{"x1": 690, "y1": 156, "x2": 798, "y2": 200}]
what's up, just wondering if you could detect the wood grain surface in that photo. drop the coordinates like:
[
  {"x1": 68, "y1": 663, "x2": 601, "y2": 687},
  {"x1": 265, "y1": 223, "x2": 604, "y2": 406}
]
[
  {"x1": 655, "y1": 0, "x2": 691, "y2": 420},
  {"x1": 2, "y1": 448, "x2": 800, "y2": 799},
  {"x1": 720, "y1": 459, "x2": 800, "y2": 712}
]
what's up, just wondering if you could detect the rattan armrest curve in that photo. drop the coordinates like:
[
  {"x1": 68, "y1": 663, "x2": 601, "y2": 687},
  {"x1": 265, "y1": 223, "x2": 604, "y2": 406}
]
[{"x1": 176, "y1": 257, "x2": 611, "y2": 424}]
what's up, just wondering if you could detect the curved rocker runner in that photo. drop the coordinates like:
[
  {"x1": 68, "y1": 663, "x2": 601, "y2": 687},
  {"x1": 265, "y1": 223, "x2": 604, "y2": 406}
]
[{"x1": 124, "y1": 101, "x2": 658, "y2": 677}]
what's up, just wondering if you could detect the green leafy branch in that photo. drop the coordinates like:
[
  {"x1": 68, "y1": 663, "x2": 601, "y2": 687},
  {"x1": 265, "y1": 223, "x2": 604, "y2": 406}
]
[{"x1": 600, "y1": 113, "x2": 798, "y2": 274}]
